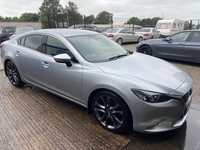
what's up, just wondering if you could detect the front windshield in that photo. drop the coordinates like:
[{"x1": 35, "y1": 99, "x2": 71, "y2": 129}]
[
  {"x1": 67, "y1": 34, "x2": 128, "y2": 62},
  {"x1": 15, "y1": 28, "x2": 34, "y2": 35}
]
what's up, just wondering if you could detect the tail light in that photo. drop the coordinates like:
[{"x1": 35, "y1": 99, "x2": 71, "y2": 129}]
[
  {"x1": 108, "y1": 34, "x2": 114, "y2": 38},
  {"x1": 97, "y1": 30, "x2": 101, "y2": 33},
  {"x1": 0, "y1": 28, "x2": 2, "y2": 35},
  {"x1": 144, "y1": 34, "x2": 149, "y2": 36},
  {"x1": 0, "y1": 44, "x2": 3, "y2": 48}
]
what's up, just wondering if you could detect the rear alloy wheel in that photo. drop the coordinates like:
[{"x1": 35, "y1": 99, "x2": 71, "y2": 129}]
[
  {"x1": 137, "y1": 37, "x2": 143, "y2": 43},
  {"x1": 139, "y1": 46, "x2": 152, "y2": 55},
  {"x1": 116, "y1": 38, "x2": 123, "y2": 45},
  {"x1": 92, "y1": 91, "x2": 130, "y2": 133},
  {"x1": 6, "y1": 61, "x2": 23, "y2": 87}
]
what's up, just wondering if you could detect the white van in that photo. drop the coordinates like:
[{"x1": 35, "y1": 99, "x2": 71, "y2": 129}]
[{"x1": 156, "y1": 19, "x2": 185, "y2": 37}]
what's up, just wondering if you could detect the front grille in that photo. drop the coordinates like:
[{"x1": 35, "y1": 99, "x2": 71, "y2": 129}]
[{"x1": 182, "y1": 89, "x2": 192, "y2": 103}]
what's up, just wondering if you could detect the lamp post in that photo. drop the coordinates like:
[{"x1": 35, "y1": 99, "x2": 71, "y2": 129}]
[{"x1": 66, "y1": 5, "x2": 69, "y2": 28}]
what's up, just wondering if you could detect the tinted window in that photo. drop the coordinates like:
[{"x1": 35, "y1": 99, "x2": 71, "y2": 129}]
[
  {"x1": 190, "y1": 32, "x2": 200, "y2": 42},
  {"x1": 119, "y1": 29, "x2": 126, "y2": 33},
  {"x1": 125, "y1": 29, "x2": 133, "y2": 34},
  {"x1": 17, "y1": 37, "x2": 25, "y2": 46},
  {"x1": 24, "y1": 35, "x2": 43, "y2": 51},
  {"x1": 105, "y1": 29, "x2": 119, "y2": 33},
  {"x1": 46, "y1": 36, "x2": 77, "y2": 62},
  {"x1": 2, "y1": 27, "x2": 16, "y2": 33},
  {"x1": 20, "y1": 37, "x2": 25, "y2": 46},
  {"x1": 170, "y1": 32, "x2": 191, "y2": 42}
]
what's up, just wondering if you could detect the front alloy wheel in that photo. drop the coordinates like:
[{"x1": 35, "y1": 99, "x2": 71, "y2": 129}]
[
  {"x1": 92, "y1": 91, "x2": 130, "y2": 133},
  {"x1": 6, "y1": 61, "x2": 23, "y2": 87}
]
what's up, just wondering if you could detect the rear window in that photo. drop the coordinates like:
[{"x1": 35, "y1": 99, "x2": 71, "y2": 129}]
[
  {"x1": 105, "y1": 29, "x2": 119, "y2": 33},
  {"x1": 138, "y1": 29, "x2": 151, "y2": 32},
  {"x1": 2, "y1": 27, "x2": 16, "y2": 33}
]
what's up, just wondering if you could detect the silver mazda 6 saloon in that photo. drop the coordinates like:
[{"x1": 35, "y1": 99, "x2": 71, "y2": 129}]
[{"x1": 1, "y1": 29, "x2": 193, "y2": 133}]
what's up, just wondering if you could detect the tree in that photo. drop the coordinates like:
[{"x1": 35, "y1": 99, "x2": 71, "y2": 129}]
[
  {"x1": 124, "y1": 17, "x2": 141, "y2": 25},
  {"x1": 38, "y1": 0, "x2": 63, "y2": 28},
  {"x1": 64, "y1": 1, "x2": 83, "y2": 26},
  {"x1": 19, "y1": 13, "x2": 39, "y2": 22},
  {"x1": 85, "y1": 14, "x2": 95, "y2": 24},
  {"x1": 124, "y1": 17, "x2": 162, "y2": 26},
  {"x1": 184, "y1": 21, "x2": 190, "y2": 30},
  {"x1": 0, "y1": 16, "x2": 4, "y2": 21},
  {"x1": 94, "y1": 11, "x2": 113, "y2": 24}
]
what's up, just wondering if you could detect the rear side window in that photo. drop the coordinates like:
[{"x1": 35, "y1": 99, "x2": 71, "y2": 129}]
[
  {"x1": 24, "y1": 35, "x2": 43, "y2": 51},
  {"x1": 17, "y1": 37, "x2": 25, "y2": 46}
]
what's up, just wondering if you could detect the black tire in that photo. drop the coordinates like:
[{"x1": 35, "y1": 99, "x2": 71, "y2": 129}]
[
  {"x1": 137, "y1": 37, "x2": 143, "y2": 43},
  {"x1": 159, "y1": 35, "x2": 162, "y2": 39},
  {"x1": 6, "y1": 61, "x2": 23, "y2": 87},
  {"x1": 151, "y1": 36, "x2": 154, "y2": 39},
  {"x1": 92, "y1": 91, "x2": 130, "y2": 133},
  {"x1": 116, "y1": 38, "x2": 123, "y2": 45},
  {"x1": 139, "y1": 46, "x2": 152, "y2": 55}
]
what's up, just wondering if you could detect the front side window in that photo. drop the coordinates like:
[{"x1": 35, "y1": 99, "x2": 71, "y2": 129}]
[
  {"x1": 46, "y1": 36, "x2": 77, "y2": 62},
  {"x1": 24, "y1": 35, "x2": 43, "y2": 51},
  {"x1": 190, "y1": 32, "x2": 200, "y2": 42},
  {"x1": 170, "y1": 32, "x2": 191, "y2": 42}
]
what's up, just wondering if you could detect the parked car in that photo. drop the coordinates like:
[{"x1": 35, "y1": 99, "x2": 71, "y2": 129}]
[
  {"x1": 68, "y1": 24, "x2": 98, "y2": 32},
  {"x1": 96, "y1": 27, "x2": 110, "y2": 33},
  {"x1": 1, "y1": 29, "x2": 193, "y2": 133},
  {"x1": 0, "y1": 26, "x2": 16, "y2": 42},
  {"x1": 9, "y1": 27, "x2": 34, "y2": 39},
  {"x1": 103, "y1": 28, "x2": 143, "y2": 45},
  {"x1": 136, "y1": 28, "x2": 162, "y2": 40},
  {"x1": 137, "y1": 30, "x2": 200, "y2": 63}
]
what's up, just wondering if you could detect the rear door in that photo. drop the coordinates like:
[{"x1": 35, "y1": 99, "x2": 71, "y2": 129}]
[
  {"x1": 182, "y1": 32, "x2": 200, "y2": 62},
  {"x1": 119, "y1": 29, "x2": 128, "y2": 42},
  {"x1": 14, "y1": 34, "x2": 44, "y2": 85},
  {"x1": 156, "y1": 31, "x2": 191, "y2": 59}
]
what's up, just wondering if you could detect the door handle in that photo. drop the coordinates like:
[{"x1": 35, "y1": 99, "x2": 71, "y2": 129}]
[
  {"x1": 179, "y1": 43, "x2": 185, "y2": 46},
  {"x1": 41, "y1": 62, "x2": 49, "y2": 68},
  {"x1": 15, "y1": 51, "x2": 20, "y2": 56}
]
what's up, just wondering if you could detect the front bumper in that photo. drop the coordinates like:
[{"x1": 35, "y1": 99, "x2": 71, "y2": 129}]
[{"x1": 130, "y1": 75, "x2": 193, "y2": 133}]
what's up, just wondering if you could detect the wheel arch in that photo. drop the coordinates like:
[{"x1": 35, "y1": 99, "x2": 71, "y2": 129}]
[
  {"x1": 87, "y1": 88, "x2": 133, "y2": 125},
  {"x1": 138, "y1": 44, "x2": 153, "y2": 55},
  {"x1": 4, "y1": 59, "x2": 12, "y2": 76}
]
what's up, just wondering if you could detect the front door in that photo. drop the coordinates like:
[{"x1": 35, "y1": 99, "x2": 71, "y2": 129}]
[{"x1": 40, "y1": 36, "x2": 83, "y2": 102}]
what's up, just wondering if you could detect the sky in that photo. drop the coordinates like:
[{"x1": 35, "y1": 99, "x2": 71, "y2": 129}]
[{"x1": 0, "y1": 0, "x2": 200, "y2": 24}]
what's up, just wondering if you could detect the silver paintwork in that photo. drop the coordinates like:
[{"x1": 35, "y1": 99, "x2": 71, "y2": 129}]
[
  {"x1": 1, "y1": 29, "x2": 193, "y2": 133},
  {"x1": 103, "y1": 28, "x2": 143, "y2": 44},
  {"x1": 136, "y1": 28, "x2": 162, "y2": 40}
]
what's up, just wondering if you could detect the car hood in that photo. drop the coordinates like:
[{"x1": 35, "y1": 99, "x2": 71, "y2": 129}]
[{"x1": 95, "y1": 52, "x2": 188, "y2": 93}]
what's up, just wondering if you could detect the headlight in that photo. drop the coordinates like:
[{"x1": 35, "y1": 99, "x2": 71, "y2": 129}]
[{"x1": 131, "y1": 89, "x2": 174, "y2": 103}]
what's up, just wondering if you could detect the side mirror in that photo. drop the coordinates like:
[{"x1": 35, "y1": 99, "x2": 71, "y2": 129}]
[
  {"x1": 165, "y1": 36, "x2": 171, "y2": 41},
  {"x1": 54, "y1": 53, "x2": 72, "y2": 67}
]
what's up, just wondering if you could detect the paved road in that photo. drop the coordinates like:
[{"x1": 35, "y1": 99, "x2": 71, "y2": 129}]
[{"x1": 0, "y1": 44, "x2": 200, "y2": 150}]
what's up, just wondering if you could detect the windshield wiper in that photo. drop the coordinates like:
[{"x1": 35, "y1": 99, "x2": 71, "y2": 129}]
[{"x1": 108, "y1": 52, "x2": 129, "y2": 61}]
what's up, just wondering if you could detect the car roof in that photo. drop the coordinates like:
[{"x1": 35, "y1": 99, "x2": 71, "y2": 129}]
[{"x1": 24, "y1": 29, "x2": 97, "y2": 37}]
